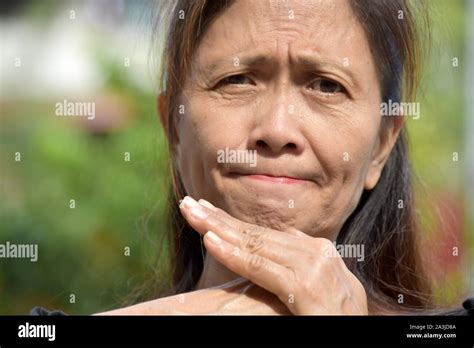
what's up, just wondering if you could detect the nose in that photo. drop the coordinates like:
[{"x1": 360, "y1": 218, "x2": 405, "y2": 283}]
[{"x1": 247, "y1": 88, "x2": 305, "y2": 156}]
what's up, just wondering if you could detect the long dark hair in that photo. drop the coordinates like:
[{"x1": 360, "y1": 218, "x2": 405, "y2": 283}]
[{"x1": 146, "y1": 0, "x2": 433, "y2": 314}]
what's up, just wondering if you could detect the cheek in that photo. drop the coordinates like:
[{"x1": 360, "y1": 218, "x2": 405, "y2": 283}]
[
  {"x1": 306, "y1": 111, "x2": 380, "y2": 213},
  {"x1": 175, "y1": 106, "x2": 209, "y2": 197},
  {"x1": 310, "y1": 109, "x2": 380, "y2": 185},
  {"x1": 176, "y1": 97, "x2": 248, "y2": 197}
]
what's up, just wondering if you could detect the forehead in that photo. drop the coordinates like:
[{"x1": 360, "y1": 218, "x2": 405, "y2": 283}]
[{"x1": 195, "y1": 0, "x2": 372, "y2": 69}]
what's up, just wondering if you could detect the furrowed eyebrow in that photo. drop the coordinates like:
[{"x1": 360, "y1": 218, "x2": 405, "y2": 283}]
[
  {"x1": 197, "y1": 53, "x2": 271, "y2": 75},
  {"x1": 198, "y1": 52, "x2": 359, "y2": 89}
]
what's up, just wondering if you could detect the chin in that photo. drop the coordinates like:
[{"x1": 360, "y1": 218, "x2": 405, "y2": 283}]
[{"x1": 220, "y1": 194, "x2": 297, "y2": 230}]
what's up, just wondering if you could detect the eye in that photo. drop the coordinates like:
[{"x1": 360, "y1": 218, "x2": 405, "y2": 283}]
[
  {"x1": 307, "y1": 78, "x2": 346, "y2": 95},
  {"x1": 217, "y1": 74, "x2": 254, "y2": 86}
]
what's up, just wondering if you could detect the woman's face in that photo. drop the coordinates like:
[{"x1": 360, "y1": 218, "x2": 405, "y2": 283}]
[{"x1": 169, "y1": 0, "x2": 401, "y2": 239}]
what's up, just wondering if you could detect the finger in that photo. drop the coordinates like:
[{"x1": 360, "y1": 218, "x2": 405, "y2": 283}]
[
  {"x1": 284, "y1": 227, "x2": 307, "y2": 237},
  {"x1": 199, "y1": 201, "x2": 313, "y2": 258},
  {"x1": 182, "y1": 196, "x2": 307, "y2": 249},
  {"x1": 198, "y1": 199, "x2": 218, "y2": 212},
  {"x1": 198, "y1": 199, "x2": 249, "y2": 231},
  {"x1": 180, "y1": 196, "x2": 307, "y2": 264},
  {"x1": 186, "y1": 206, "x2": 297, "y2": 265},
  {"x1": 203, "y1": 230, "x2": 293, "y2": 303}
]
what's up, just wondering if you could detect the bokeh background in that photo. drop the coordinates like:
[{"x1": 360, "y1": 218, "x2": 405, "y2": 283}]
[{"x1": 1, "y1": 0, "x2": 473, "y2": 314}]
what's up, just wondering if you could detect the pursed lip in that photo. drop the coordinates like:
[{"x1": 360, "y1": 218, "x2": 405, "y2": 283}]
[{"x1": 229, "y1": 172, "x2": 312, "y2": 185}]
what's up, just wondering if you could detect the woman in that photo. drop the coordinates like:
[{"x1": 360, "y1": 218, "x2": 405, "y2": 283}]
[
  {"x1": 32, "y1": 0, "x2": 471, "y2": 315},
  {"x1": 103, "y1": 0, "x2": 429, "y2": 315}
]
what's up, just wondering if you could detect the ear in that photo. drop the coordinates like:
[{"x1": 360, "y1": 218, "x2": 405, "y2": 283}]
[{"x1": 364, "y1": 116, "x2": 405, "y2": 190}]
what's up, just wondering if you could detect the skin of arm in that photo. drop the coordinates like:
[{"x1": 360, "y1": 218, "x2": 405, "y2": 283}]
[{"x1": 96, "y1": 277, "x2": 290, "y2": 315}]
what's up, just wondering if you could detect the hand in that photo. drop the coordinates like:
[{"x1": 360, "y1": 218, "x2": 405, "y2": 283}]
[{"x1": 179, "y1": 196, "x2": 368, "y2": 315}]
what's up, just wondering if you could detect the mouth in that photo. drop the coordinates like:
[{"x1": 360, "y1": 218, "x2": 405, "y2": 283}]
[{"x1": 229, "y1": 173, "x2": 310, "y2": 185}]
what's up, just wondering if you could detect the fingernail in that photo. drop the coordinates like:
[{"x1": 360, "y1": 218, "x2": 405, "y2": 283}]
[
  {"x1": 198, "y1": 199, "x2": 217, "y2": 211},
  {"x1": 181, "y1": 196, "x2": 199, "y2": 209},
  {"x1": 178, "y1": 199, "x2": 184, "y2": 208},
  {"x1": 180, "y1": 196, "x2": 208, "y2": 219},
  {"x1": 205, "y1": 231, "x2": 221, "y2": 245},
  {"x1": 190, "y1": 207, "x2": 208, "y2": 220}
]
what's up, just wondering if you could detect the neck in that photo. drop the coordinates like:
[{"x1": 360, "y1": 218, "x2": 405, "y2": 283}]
[{"x1": 195, "y1": 254, "x2": 241, "y2": 290}]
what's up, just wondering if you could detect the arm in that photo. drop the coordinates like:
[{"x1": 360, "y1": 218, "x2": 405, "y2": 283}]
[{"x1": 96, "y1": 277, "x2": 290, "y2": 315}]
